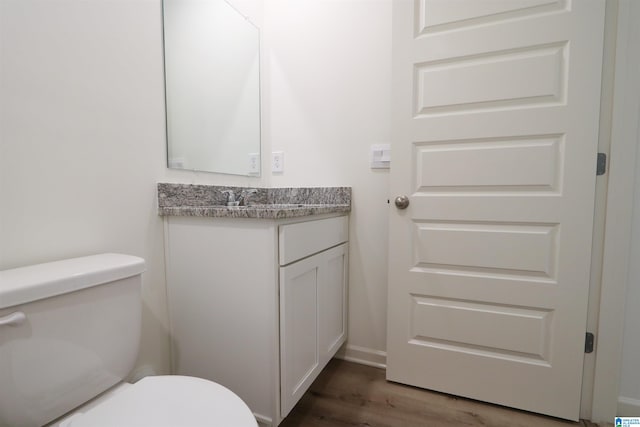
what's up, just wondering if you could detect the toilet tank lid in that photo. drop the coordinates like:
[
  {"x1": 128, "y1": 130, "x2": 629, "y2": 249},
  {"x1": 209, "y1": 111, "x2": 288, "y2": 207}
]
[{"x1": 0, "y1": 253, "x2": 145, "y2": 309}]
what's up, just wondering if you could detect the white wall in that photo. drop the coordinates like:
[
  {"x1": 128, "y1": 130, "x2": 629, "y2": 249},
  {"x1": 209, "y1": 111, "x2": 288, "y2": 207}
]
[
  {"x1": 264, "y1": 0, "x2": 393, "y2": 363},
  {"x1": 0, "y1": 0, "x2": 171, "y2": 376},
  {"x1": 0, "y1": 0, "x2": 265, "y2": 378},
  {"x1": 0, "y1": 0, "x2": 389, "y2": 380},
  {"x1": 0, "y1": 0, "x2": 174, "y2": 376}
]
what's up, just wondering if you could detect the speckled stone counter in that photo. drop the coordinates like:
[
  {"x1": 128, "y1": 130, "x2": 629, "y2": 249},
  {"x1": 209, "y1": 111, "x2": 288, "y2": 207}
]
[{"x1": 157, "y1": 183, "x2": 351, "y2": 219}]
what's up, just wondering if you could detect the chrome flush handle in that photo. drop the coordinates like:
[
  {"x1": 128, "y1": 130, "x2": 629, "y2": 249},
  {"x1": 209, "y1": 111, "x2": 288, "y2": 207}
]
[{"x1": 0, "y1": 311, "x2": 26, "y2": 327}]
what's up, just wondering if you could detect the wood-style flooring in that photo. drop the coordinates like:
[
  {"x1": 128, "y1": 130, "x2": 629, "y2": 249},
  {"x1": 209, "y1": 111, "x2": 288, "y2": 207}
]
[{"x1": 280, "y1": 359, "x2": 613, "y2": 427}]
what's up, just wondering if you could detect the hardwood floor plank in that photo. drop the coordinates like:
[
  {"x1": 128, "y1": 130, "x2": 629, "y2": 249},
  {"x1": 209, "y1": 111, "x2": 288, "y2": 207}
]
[{"x1": 280, "y1": 359, "x2": 614, "y2": 427}]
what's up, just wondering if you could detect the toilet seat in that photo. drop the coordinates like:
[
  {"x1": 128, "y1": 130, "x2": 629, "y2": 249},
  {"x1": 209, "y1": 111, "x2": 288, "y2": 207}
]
[{"x1": 64, "y1": 376, "x2": 258, "y2": 427}]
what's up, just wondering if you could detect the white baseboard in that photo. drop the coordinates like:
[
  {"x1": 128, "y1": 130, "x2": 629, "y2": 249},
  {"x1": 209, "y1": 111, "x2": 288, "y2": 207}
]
[
  {"x1": 618, "y1": 396, "x2": 640, "y2": 416},
  {"x1": 335, "y1": 344, "x2": 387, "y2": 369}
]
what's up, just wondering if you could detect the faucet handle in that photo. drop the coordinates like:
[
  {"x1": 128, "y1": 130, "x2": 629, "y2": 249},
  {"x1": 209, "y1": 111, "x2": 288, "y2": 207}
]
[{"x1": 239, "y1": 188, "x2": 258, "y2": 205}]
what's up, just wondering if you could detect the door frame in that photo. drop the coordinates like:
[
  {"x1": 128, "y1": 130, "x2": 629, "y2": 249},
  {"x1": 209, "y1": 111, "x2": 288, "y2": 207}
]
[{"x1": 591, "y1": 0, "x2": 640, "y2": 422}]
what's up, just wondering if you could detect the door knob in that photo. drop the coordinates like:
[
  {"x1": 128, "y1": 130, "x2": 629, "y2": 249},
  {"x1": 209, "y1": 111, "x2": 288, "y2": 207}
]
[{"x1": 394, "y1": 195, "x2": 410, "y2": 209}]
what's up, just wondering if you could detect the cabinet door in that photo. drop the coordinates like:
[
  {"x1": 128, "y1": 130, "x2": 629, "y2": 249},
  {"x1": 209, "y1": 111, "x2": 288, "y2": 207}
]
[
  {"x1": 280, "y1": 255, "x2": 321, "y2": 418},
  {"x1": 279, "y1": 243, "x2": 349, "y2": 418},
  {"x1": 318, "y1": 243, "x2": 348, "y2": 367}
]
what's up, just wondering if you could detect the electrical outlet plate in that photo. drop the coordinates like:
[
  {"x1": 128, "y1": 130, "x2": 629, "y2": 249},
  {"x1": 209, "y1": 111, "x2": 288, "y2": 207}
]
[
  {"x1": 248, "y1": 153, "x2": 260, "y2": 175},
  {"x1": 272, "y1": 151, "x2": 284, "y2": 173}
]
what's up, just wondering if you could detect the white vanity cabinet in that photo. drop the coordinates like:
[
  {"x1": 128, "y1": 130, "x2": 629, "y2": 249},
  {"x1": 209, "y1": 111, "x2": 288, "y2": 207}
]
[
  {"x1": 164, "y1": 214, "x2": 348, "y2": 426},
  {"x1": 278, "y1": 217, "x2": 348, "y2": 417}
]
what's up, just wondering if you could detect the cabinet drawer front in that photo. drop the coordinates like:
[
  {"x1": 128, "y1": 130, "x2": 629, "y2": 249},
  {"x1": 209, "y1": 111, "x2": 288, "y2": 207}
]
[{"x1": 279, "y1": 216, "x2": 348, "y2": 265}]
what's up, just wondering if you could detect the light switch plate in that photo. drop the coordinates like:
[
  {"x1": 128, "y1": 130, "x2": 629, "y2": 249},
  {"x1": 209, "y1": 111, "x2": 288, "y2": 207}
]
[{"x1": 370, "y1": 144, "x2": 390, "y2": 169}]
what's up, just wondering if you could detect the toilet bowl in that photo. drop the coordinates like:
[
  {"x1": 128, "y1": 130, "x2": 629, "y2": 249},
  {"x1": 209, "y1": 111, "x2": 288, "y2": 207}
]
[
  {"x1": 55, "y1": 376, "x2": 257, "y2": 427},
  {"x1": 0, "y1": 253, "x2": 257, "y2": 427}
]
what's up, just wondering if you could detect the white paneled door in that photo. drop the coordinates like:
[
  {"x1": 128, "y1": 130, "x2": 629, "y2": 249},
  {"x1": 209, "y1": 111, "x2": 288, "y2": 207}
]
[{"x1": 386, "y1": 0, "x2": 605, "y2": 421}]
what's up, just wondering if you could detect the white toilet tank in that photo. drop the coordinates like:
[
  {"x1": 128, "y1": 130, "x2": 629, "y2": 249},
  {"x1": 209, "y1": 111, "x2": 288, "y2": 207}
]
[{"x1": 0, "y1": 253, "x2": 146, "y2": 427}]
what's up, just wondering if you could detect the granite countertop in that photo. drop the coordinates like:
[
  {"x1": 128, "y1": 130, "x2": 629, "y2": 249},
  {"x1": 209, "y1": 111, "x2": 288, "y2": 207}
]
[{"x1": 157, "y1": 183, "x2": 351, "y2": 219}]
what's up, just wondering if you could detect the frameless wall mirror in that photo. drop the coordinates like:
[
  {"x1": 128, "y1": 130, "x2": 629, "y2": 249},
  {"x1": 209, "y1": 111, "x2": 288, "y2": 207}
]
[{"x1": 163, "y1": 0, "x2": 261, "y2": 176}]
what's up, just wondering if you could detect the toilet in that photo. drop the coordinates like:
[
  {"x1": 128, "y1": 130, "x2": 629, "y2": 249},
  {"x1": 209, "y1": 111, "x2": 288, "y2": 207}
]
[{"x1": 0, "y1": 253, "x2": 258, "y2": 427}]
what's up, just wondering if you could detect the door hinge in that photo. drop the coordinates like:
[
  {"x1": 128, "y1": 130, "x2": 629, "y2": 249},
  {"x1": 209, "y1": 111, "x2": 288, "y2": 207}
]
[
  {"x1": 585, "y1": 332, "x2": 595, "y2": 353},
  {"x1": 596, "y1": 153, "x2": 607, "y2": 176}
]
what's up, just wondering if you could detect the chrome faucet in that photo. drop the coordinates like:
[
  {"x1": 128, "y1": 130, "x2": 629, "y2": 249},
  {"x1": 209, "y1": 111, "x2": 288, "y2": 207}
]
[
  {"x1": 221, "y1": 190, "x2": 239, "y2": 206},
  {"x1": 222, "y1": 189, "x2": 258, "y2": 206}
]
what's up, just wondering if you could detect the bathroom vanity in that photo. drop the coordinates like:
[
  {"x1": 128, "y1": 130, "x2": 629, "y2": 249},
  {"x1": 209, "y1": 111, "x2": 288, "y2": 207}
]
[{"x1": 158, "y1": 184, "x2": 350, "y2": 426}]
